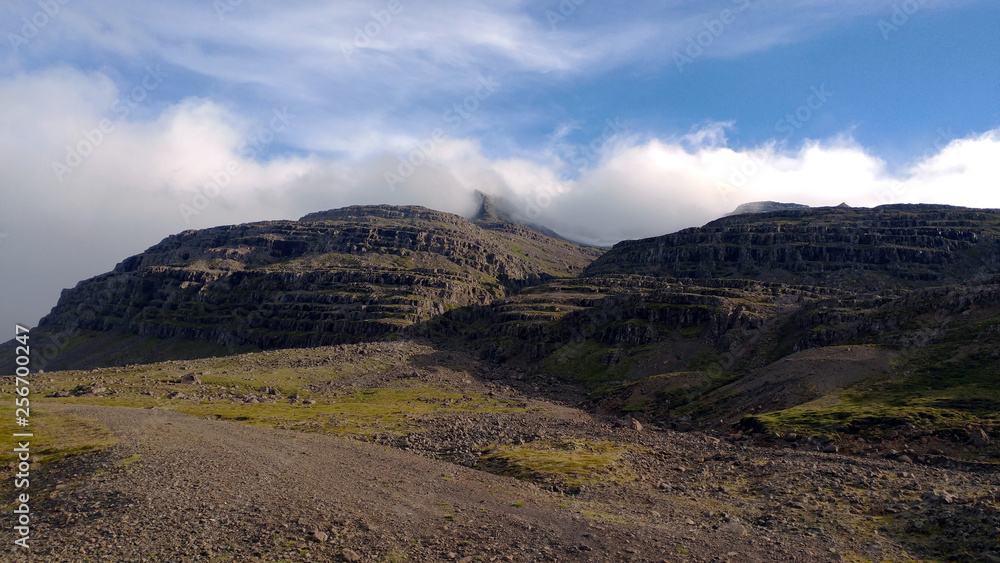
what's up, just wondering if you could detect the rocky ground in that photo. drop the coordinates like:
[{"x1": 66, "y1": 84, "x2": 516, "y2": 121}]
[{"x1": 4, "y1": 341, "x2": 1000, "y2": 561}]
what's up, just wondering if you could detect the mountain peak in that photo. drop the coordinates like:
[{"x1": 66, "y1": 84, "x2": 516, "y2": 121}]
[
  {"x1": 472, "y1": 190, "x2": 504, "y2": 225},
  {"x1": 726, "y1": 201, "x2": 810, "y2": 216}
]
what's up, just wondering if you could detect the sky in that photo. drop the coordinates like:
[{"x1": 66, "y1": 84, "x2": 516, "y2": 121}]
[{"x1": 0, "y1": 0, "x2": 998, "y2": 332}]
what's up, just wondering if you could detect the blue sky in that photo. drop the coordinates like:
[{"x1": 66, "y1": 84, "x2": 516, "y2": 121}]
[{"x1": 0, "y1": 0, "x2": 998, "y2": 331}]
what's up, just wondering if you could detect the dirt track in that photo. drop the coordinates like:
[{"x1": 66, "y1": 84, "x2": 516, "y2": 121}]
[{"x1": 16, "y1": 403, "x2": 845, "y2": 562}]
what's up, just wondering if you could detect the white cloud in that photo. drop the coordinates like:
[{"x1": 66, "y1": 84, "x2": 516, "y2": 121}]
[
  {"x1": 5, "y1": 1, "x2": 974, "y2": 128},
  {"x1": 2, "y1": 64, "x2": 999, "y2": 333},
  {"x1": 4, "y1": 68, "x2": 997, "y2": 242}
]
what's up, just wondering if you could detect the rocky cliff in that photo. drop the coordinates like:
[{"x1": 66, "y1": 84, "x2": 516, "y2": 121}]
[
  {"x1": 24, "y1": 203, "x2": 601, "y2": 368},
  {"x1": 585, "y1": 204, "x2": 1000, "y2": 289},
  {"x1": 8, "y1": 202, "x2": 1000, "y2": 454}
]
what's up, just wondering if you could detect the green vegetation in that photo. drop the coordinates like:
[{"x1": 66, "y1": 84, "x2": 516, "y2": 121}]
[
  {"x1": 478, "y1": 439, "x2": 630, "y2": 487},
  {"x1": 15, "y1": 344, "x2": 538, "y2": 442},
  {"x1": 0, "y1": 404, "x2": 117, "y2": 507},
  {"x1": 43, "y1": 385, "x2": 528, "y2": 439},
  {"x1": 379, "y1": 550, "x2": 408, "y2": 563},
  {"x1": 0, "y1": 405, "x2": 116, "y2": 469},
  {"x1": 538, "y1": 340, "x2": 634, "y2": 393},
  {"x1": 616, "y1": 370, "x2": 733, "y2": 416},
  {"x1": 745, "y1": 316, "x2": 1000, "y2": 451}
]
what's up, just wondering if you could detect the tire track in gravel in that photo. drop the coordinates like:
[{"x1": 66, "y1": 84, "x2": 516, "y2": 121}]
[{"x1": 23, "y1": 403, "x2": 836, "y2": 562}]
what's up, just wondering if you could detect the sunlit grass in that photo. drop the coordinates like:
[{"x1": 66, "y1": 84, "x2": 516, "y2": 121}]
[
  {"x1": 38, "y1": 384, "x2": 529, "y2": 438},
  {"x1": 478, "y1": 439, "x2": 630, "y2": 487},
  {"x1": 0, "y1": 402, "x2": 117, "y2": 507}
]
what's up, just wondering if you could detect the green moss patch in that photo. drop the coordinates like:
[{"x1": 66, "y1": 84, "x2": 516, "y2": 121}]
[
  {"x1": 477, "y1": 439, "x2": 630, "y2": 487},
  {"x1": 742, "y1": 315, "x2": 1000, "y2": 452},
  {"x1": 0, "y1": 405, "x2": 116, "y2": 469}
]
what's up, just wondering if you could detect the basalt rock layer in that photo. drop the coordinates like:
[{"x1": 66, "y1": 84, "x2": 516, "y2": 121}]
[
  {"x1": 8, "y1": 203, "x2": 1000, "y2": 456},
  {"x1": 24, "y1": 204, "x2": 600, "y2": 369},
  {"x1": 585, "y1": 204, "x2": 1000, "y2": 288}
]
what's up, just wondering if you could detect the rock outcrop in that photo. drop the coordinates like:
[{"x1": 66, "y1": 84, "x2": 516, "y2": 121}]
[
  {"x1": 29, "y1": 203, "x2": 601, "y2": 363},
  {"x1": 8, "y1": 203, "x2": 1000, "y2": 453},
  {"x1": 586, "y1": 204, "x2": 1000, "y2": 288},
  {"x1": 726, "y1": 201, "x2": 810, "y2": 216}
]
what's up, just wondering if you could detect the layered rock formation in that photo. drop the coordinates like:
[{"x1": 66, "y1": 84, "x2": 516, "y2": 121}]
[
  {"x1": 28, "y1": 203, "x2": 600, "y2": 365},
  {"x1": 586, "y1": 204, "x2": 1000, "y2": 288},
  {"x1": 9, "y1": 202, "x2": 1000, "y2": 450}
]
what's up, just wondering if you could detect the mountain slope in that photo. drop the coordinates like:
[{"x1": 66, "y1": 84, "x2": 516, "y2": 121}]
[
  {"x1": 8, "y1": 202, "x2": 1000, "y2": 462},
  {"x1": 16, "y1": 203, "x2": 600, "y2": 370},
  {"x1": 585, "y1": 204, "x2": 1000, "y2": 288}
]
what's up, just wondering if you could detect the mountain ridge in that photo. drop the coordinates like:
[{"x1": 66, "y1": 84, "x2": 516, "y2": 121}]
[
  {"x1": 6, "y1": 201, "x2": 1000, "y2": 470},
  {"x1": 725, "y1": 200, "x2": 811, "y2": 216},
  {"x1": 585, "y1": 203, "x2": 1000, "y2": 288},
  {"x1": 10, "y1": 202, "x2": 600, "y2": 371}
]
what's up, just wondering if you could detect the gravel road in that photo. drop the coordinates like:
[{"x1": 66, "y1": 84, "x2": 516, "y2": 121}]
[{"x1": 14, "y1": 403, "x2": 843, "y2": 562}]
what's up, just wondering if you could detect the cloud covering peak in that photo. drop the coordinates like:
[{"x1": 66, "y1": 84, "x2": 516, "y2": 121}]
[{"x1": 0, "y1": 0, "x2": 997, "y2": 332}]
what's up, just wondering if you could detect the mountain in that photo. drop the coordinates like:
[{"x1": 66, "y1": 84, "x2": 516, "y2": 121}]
[
  {"x1": 464, "y1": 203, "x2": 1000, "y2": 461},
  {"x1": 7, "y1": 202, "x2": 1000, "y2": 460},
  {"x1": 14, "y1": 201, "x2": 600, "y2": 370},
  {"x1": 586, "y1": 204, "x2": 1000, "y2": 288},
  {"x1": 726, "y1": 201, "x2": 810, "y2": 216},
  {"x1": 9, "y1": 201, "x2": 1000, "y2": 562}
]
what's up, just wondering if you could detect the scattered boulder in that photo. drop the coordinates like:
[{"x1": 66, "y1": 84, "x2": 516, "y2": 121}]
[
  {"x1": 66, "y1": 383, "x2": 107, "y2": 397},
  {"x1": 180, "y1": 373, "x2": 202, "y2": 384},
  {"x1": 922, "y1": 490, "x2": 957, "y2": 505},
  {"x1": 970, "y1": 428, "x2": 991, "y2": 447},
  {"x1": 342, "y1": 548, "x2": 361, "y2": 561},
  {"x1": 718, "y1": 522, "x2": 747, "y2": 536}
]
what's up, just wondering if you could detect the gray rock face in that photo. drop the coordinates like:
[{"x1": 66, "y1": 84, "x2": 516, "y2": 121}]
[
  {"x1": 33, "y1": 204, "x2": 601, "y2": 356},
  {"x1": 726, "y1": 201, "x2": 810, "y2": 216},
  {"x1": 586, "y1": 204, "x2": 1000, "y2": 287}
]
